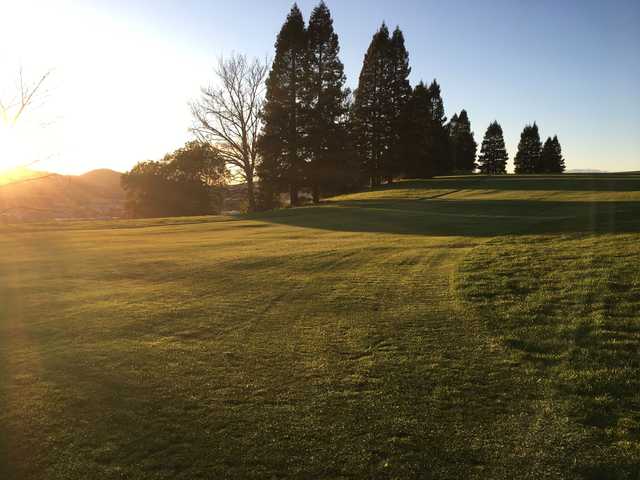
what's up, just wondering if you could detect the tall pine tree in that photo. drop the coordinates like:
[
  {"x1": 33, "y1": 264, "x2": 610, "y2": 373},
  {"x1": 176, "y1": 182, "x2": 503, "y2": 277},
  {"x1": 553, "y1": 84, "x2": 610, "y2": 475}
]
[
  {"x1": 514, "y1": 123, "x2": 542, "y2": 174},
  {"x1": 478, "y1": 121, "x2": 508, "y2": 174},
  {"x1": 552, "y1": 136, "x2": 565, "y2": 173},
  {"x1": 540, "y1": 137, "x2": 554, "y2": 173},
  {"x1": 448, "y1": 109, "x2": 477, "y2": 172},
  {"x1": 540, "y1": 135, "x2": 565, "y2": 173},
  {"x1": 352, "y1": 23, "x2": 393, "y2": 187},
  {"x1": 302, "y1": 1, "x2": 349, "y2": 202},
  {"x1": 259, "y1": 4, "x2": 308, "y2": 206},
  {"x1": 386, "y1": 27, "x2": 412, "y2": 183},
  {"x1": 426, "y1": 80, "x2": 452, "y2": 175},
  {"x1": 447, "y1": 113, "x2": 459, "y2": 170},
  {"x1": 404, "y1": 82, "x2": 436, "y2": 178}
]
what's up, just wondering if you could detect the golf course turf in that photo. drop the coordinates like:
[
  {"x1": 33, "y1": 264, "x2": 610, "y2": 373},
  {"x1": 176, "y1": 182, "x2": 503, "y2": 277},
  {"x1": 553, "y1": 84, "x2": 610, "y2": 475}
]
[{"x1": 1, "y1": 174, "x2": 639, "y2": 479}]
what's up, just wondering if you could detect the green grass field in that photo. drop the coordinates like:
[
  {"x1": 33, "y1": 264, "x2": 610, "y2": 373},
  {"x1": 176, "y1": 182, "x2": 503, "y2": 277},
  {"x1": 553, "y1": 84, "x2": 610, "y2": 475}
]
[{"x1": 1, "y1": 174, "x2": 639, "y2": 479}]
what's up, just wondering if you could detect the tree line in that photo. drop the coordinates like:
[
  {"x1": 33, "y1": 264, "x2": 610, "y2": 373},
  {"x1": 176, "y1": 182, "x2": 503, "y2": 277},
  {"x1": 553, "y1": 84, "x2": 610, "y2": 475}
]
[{"x1": 122, "y1": 2, "x2": 565, "y2": 217}]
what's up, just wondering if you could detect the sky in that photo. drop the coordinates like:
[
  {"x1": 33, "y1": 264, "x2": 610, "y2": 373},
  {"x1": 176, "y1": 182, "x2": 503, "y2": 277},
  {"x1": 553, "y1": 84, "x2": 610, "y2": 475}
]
[{"x1": 1, "y1": 0, "x2": 639, "y2": 175}]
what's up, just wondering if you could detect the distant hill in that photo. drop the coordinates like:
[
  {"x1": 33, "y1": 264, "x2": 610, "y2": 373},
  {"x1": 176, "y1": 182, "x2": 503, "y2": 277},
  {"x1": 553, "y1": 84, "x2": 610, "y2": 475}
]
[
  {"x1": 566, "y1": 169, "x2": 607, "y2": 173},
  {"x1": 0, "y1": 168, "x2": 125, "y2": 222},
  {"x1": 0, "y1": 166, "x2": 51, "y2": 186}
]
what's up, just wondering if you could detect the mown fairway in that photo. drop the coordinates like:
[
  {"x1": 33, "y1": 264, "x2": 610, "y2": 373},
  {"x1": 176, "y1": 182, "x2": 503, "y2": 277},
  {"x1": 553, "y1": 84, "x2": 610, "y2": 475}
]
[{"x1": 1, "y1": 174, "x2": 639, "y2": 479}]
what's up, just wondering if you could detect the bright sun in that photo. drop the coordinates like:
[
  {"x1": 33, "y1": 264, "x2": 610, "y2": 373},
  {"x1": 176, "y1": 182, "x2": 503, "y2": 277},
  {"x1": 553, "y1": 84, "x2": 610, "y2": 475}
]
[{"x1": 0, "y1": 122, "x2": 30, "y2": 173}]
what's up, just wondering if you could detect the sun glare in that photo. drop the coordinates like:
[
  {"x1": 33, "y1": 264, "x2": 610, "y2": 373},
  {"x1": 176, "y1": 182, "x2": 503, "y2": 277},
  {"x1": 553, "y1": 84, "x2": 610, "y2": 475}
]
[
  {"x1": 0, "y1": 1, "x2": 211, "y2": 176},
  {"x1": 0, "y1": 110, "x2": 51, "y2": 175},
  {"x1": 0, "y1": 124, "x2": 24, "y2": 173}
]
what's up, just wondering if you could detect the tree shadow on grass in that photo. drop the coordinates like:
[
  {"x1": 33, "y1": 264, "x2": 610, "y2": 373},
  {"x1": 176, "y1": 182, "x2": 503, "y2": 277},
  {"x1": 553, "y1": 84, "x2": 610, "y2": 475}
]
[
  {"x1": 380, "y1": 175, "x2": 640, "y2": 193},
  {"x1": 249, "y1": 199, "x2": 640, "y2": 237}
]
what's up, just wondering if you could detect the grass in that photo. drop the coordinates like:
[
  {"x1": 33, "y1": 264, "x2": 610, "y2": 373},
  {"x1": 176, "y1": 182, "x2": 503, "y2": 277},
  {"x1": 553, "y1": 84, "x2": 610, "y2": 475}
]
[
  {"x1": 457, "y1": 234, "x2": 640, "y2": 479},
  {"x1": 1, "y1": 174, "x2": 639, "y2": 479}
]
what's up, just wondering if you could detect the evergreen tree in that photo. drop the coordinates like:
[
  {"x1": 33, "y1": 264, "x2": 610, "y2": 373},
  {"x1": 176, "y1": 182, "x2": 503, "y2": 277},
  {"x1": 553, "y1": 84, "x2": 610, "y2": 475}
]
[
  {"x1": 352, "y1": 24, "x2": 393, "y2": 187},
  {"x1": 404, "y1": 82, "x2": 436, "y2": 178},
  {"x1": 448, "y1": 113, "x2": 459, "y2": 135},
  {"x1": 448, "y1": 109, "x2": 477, "y2": 172},
  {"x1": 478, "y1": 121, "x2": 508, "y2": 174},
  {"x1": 302, "y1": 1, "x2": 349, "y2": 203},
  {"x1": 540, "y1": 137, "x2": 554, "y2": 173},
  {"x1": 552, "y1": 136, "x2": 565, "y2": 173},
  {"x1": 514, "y1": 123, "x2": 542, "y2": 174},
  {"x1": 386, "y1": 26, "x2": 412, "y2": 183},
  {"x1": 259, "y1": 4, "x2": 308, "y2": 206},
  {"x1": 540, "y1": 135, "x2": 565, "y2": 173},
  {"x1": 426, "y1": 80, "x2": 452, "y2": 175},
  {"x1": 339, "y1": 92, "x2": 365, "y2": 191},
  {"x1": 256, "y1": 146, "x2": 284, "y2": 211},
  {"x1": 447, "y1": 113, "x2": 459, "y2": 170}
]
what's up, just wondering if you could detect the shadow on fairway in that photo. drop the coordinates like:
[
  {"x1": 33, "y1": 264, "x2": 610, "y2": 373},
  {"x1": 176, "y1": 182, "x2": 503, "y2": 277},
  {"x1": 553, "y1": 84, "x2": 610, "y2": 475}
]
[
  {"x1": 378, "y1": 175, "x2": 640, "y2": 193},
  {"x1": 252, "y1": 199, "x2": 640, "y2": 237}
]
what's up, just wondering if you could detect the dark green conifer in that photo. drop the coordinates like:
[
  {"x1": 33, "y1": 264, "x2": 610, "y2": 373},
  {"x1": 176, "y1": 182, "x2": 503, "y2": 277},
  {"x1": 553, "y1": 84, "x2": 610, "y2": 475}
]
[
  {"x1": 352, "y1": 24, "x2": 393, "y2": 187},
  {"x1": 540, "y1": 135, "x2": 565, "y2": 173},
  {"x1": 426, "y1": 80, "x2": 452, "y2": 175},
  {"x1": 478, "y1": 121, "x2": 508, "y2": 174},
  {"x1": 259, "y1": 4, "x2": 308, "y2": 206},
  {"x1": 514, "y1": 123, "x2": 542, "y2": 174},
  {"x1": 448, "y1": 109, "x2": 477, "y2": 172},
  {"x1": 404, "y1": 82, "x2": 436, "y2": 178},
  {"x1": 447, "y1": 113, "x2": 459, "y2": 170},
  {"x1": 386, "y1": 27, "x2": 412, "y2": 183},
  {"x1": 552, "y1": 136, "x2": 565, "y2": 173},
  {"x1": 303, "y1": 1, "x2": 349, "y2": 202},
  {"x1": 540, "y1": 137, "x2": 554, "y2": 173}
]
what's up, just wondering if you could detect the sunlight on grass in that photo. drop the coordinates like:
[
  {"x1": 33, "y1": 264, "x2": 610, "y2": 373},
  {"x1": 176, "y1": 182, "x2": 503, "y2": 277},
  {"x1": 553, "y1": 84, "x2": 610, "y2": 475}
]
[
  {"x1": 1, "y1": 175, "x2": 639, "y2": 479},
  {"x1": 456, "y1": 234, "x2": 640, "y2": 478}
]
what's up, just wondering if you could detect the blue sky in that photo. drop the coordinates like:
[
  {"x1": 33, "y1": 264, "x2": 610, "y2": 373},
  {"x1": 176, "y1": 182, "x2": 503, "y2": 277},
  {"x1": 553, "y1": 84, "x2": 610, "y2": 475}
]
[{"x1": 2, "y1": 0, "x2": 639, "y2": 173}]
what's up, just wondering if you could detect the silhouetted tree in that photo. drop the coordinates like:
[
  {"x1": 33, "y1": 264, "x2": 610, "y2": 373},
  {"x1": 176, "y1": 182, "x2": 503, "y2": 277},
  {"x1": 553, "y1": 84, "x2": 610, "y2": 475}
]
[
  {"x1": 448, "y1": 109, "x2": 477, "y2": 172},
  {"x1": 191, "y1": 54, "x2": 267, "y2": 212},
  {"x1": 353, "y1": 24, "x2": 413, "y2": 186},
  {"x1": 514, "y1": 123, "x2": 542, "y2": 174},
  {"x1": 448, "y1": 113, "x2": 459, "y2": 139},
  {"x1": 540, "y1": 135, "x2": 565, "y2": 173},
  {"x1": 352, "y1": 23, "x2": 393, "y2": 187},
  {"x1": 552, "y1": 136, "x2": 565, "y2": 173},
  {"x1": 122, "y1": 141, "x2": 227, "y2": 218},
  {"x1": 540, "y1": 137, "x2": 554, "y2": 173},
  {"x1": 404, "y1": 82, "x2": 436, "y2": 178},
  {"x1": 478, "y1": 121, "x2": 508, "y2": 174},
  {"x1": 259, "y1": 4, "x2": 308, "y2": 207},
  {"x1": 426, "y1": 80, "x2": 452, "y2": 175},
  {"x1": 171, "y1": 141, "x2": 228, "y2": 187},
  {"x1": 386, "y1": 26, "x2": 412, "y2": 182},
  {"x1": 338, "y1": 91, "x2": 365, "y2": 191},
  {"x1": 302, "y1": 1, "x2": 350, "y2": 203}
]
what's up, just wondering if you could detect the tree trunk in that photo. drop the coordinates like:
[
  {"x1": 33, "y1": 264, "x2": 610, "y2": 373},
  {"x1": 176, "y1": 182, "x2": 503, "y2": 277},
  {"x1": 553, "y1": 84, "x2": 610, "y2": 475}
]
[
  {"x1": 246, "y1": 177, "x2": 256, "y2": 212},
  {"x1": 312, "y1": 183, "x2": 320, "y2": 204},
  {"x1": 290, "y1": 185, "x2": 299, "y2": 207}
]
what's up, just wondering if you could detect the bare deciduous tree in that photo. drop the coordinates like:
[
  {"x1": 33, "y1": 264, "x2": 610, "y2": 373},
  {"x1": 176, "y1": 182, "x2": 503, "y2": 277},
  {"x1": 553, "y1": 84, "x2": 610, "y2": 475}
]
[
  {"x1": 191, "y1": 54, "x2": 267, "y2": 212},
  {"x1": 0, "y1": 68, "x2": 51, "y2": 126},
  {"x1": 1, "y1": 68, "x2": 56, "y2": 219}
]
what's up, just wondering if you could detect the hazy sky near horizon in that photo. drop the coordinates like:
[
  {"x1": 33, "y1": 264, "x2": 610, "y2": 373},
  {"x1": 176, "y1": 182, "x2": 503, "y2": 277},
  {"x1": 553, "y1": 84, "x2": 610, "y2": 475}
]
[{"x1": 1, "y1": 0, "x2": 639, "y2": 174}]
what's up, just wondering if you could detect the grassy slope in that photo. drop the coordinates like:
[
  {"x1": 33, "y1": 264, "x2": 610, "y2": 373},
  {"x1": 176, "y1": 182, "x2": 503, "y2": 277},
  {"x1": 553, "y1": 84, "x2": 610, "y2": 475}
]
[
  {"x1": 457, "y1": 234, "x2": 640, "y2": 479},
  {"x1": 1, "y1": 174, "x2": 639, "y2": 479}
]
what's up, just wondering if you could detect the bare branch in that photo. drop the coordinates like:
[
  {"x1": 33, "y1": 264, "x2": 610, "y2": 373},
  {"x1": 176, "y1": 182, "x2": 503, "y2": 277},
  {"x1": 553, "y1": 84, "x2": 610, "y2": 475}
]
[
  {"x1": 190, "y1": 54, "x2": 267, "y2": 211},
  {"x1": 1, "y1": 68, "x2": 52, "y2": 126}
]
